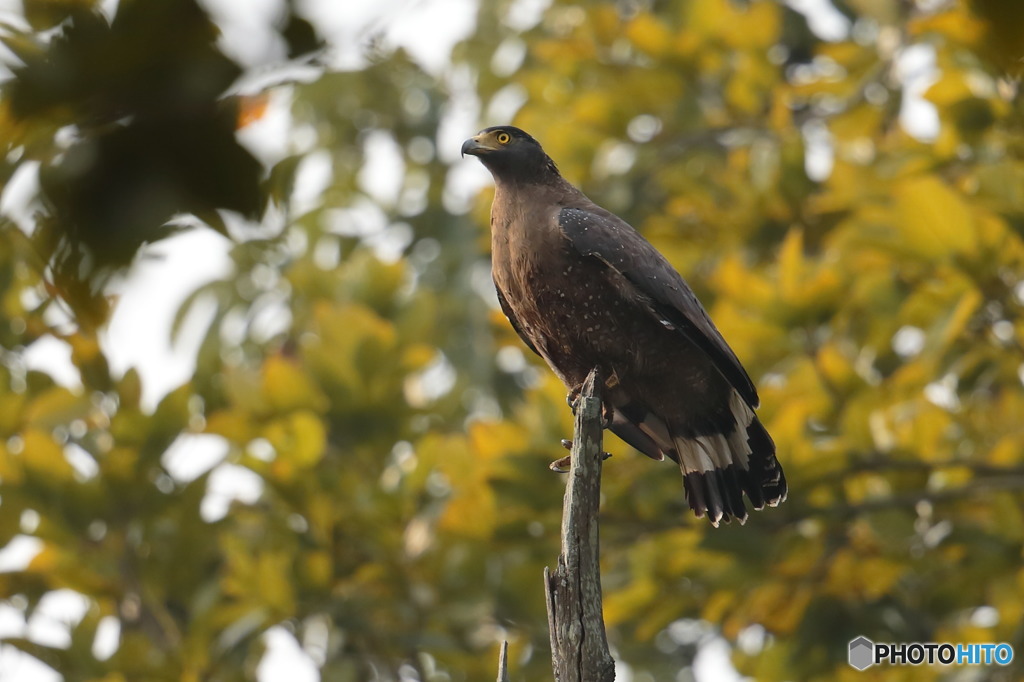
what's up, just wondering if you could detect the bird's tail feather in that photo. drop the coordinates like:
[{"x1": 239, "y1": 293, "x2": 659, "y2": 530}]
[
  {"x1": 672, "y1": 390, "x2": 786, "y2": 526},
  {"x1": 607, "y1": 388, "x2": 786, "y2": 525}
]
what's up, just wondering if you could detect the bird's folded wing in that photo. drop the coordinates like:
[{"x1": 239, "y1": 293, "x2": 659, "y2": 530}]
[{"x1": 557, "y1": 206, "x2": 760, "y2": 407}]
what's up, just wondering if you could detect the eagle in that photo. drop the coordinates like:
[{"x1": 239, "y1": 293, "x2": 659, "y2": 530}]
[{"x1": 462, "y1": 126, "x2": 786, "y2": 526}]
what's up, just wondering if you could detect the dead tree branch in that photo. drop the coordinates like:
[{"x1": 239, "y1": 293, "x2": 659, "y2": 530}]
[
  {"x1": 496, "y1": 640, "x2": 509, "y2": 682},
  {"x1": 544, "y1": 368, "x2": 616, "y2": 682}
]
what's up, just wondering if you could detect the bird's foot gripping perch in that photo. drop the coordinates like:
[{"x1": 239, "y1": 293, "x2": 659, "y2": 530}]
[
  {"x1": 555, "y1": 377, "x2": 614, "y2": 472},
  {"x1": 566, "y1": 388, "x2": 614, "y2": 427},
  {"x1": 566, "y1": 386, "x2": 582, "y2": 413},
  {"x1": 549, "y1": 438, "x2": 612, "y2": 473}
]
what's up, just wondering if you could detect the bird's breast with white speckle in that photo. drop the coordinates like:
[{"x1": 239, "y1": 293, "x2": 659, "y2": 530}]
[{"x1": 503, "y1": 246, "x2": 656, "y2": 385}]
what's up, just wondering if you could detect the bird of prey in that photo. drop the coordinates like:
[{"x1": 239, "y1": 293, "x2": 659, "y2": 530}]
[{"x1": 462, "y1": 126, "x2": 786, "y2": 525}]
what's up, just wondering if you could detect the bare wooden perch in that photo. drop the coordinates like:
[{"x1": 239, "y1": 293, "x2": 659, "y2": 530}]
[
  {"x1": 496, "y1": 640, "x2": 510, "y2": 682},
  {"x1": 544, "y1": 368, "x2": 616, "y2": 682}
]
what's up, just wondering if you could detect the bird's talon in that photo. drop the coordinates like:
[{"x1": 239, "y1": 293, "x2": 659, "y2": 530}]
[
  {"x1": 566, "y1": 388, "x2": 582, "y2": 414},
  {"x1": 549, "y1": 446, "x2": 612, "y2": 472},
  {"x1": 549, "y1": 455, "x2": 572, "y2": 473}
]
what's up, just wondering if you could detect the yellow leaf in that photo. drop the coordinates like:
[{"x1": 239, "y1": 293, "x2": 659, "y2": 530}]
[
  {"x1": 66, "y1": 333, "x2": 101, "y2": 364},
  {"x1": 988, "y1": 436, "x2": 1023, "y2": 466},
  {"x1": 21, "y1": 428, "x2": 75, "y2": 481},
  {"x1": 727, "y1": 0, "x2": 781, "y2": 50},
  {"x1": 818, "y1": 42, "x2": 871, "y2": 68},
  {"x1": 263, "y1": 410, "x2": 326, "y2": 468},
  {"x1": 923, "y1": 72, "x2": 973, "y2": 107},
  {"x1": 938, "y1": 287, "x2": 982, "y2": 347},
  {"x1": 417, "y1": 427, "x2": 508, "y2": 539},
  {"x1": 104, "y1": 446, "x2": 139, "y2": 480},
  {"x1": 304, "y1": 495, "x2": 335, "y2": 539},
  {"x1": 725, "y1": 70, "x2": 761, "y2": 114},
  {"x1": 256, "y1": 552, "x2": 295, "y2": 614},
  {"x1": 777, "y1": 227, "x2": 804, "y2": 301},
  {"x1": 308, "y1": 302, "x2": 398, "y2": 400},
  {"x1": 0, "y1": 393, "x2": 26, "y2": 435},
  {"x1": 772, "y1": 538, "x2": 826, "y2": 580},
  {"x1": 604, "y1": 576, "x2": 660, "y2": 627},
  {"x1": 816, "y1": 341, "x2": 856, "y2": 390},
  {"x1": 261, "y1": 355, "x2": 328, "y2": 414},
  {"x1": 686, "y1": 0, "x2": 780, "y2": 50},
  {"x1": 826, "y1": 549, "x2": 905, "y2": 601},
  {"x1": 27, "y1": 543, "x2": 59, "y2": 573},
  {"x1": 572, "y1": 91, "x2": 612, "y2": 126},
  {"x1": 302, "y1": 550, "x2": 333, "y2": 588},
  {"x1": 710, "y1": 301, "x2": 786, "y2": 366},
  {"x1": 592, "y1": 5, "x2": 622, "y2": 46},
  {"x1": 743, "y1": 582, "x2": 811, "y2": 634},
  {"x1": 768, "y1": 400, "x2": 812, "y2": 463},
  {"x1": 205, "y1": 410, "x2": 254, "y2": 444},
  {"x1": 118, "y1": 368, "x2": 142, "y2": 410},
  {"x1": 467, "y1": 421, "x2": 527, "y2": 461},
  {"x1": 702, "y1": 589, "x2": 737, "y2": 626},
  {"x1": 626, "y1": 13, "x2": 672, "y2": 57},
  {"x1": 400, "y1": 343, "x2": 436, "y2": 371},
  {"x1": 831, "y1": 103, "x2": 885, "y2": 140},
  {"x1": 24, "y1": 387, "x2": 90, "y2": 431},
  {"x1": 910, "y1": 8, "x2": 985, "y2": 47},
  {"x1": 438, "y1": 489, "x2": 496, "y2": 539},
  {"x1": 712, "y1": 254, "x2": 776, "y2": 307},
  {"x1": 894, "y1": 176, "x2": 977, "y2": 258}
]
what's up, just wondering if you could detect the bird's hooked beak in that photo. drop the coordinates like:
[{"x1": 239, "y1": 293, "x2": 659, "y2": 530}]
[{"x1": 461, "y1": 133, "x2": 496, "y2": 158}]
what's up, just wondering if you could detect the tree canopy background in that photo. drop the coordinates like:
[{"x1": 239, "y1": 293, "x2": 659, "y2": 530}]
[{"x1": 1, "y1": 0, "x2": 1023, "y2": 680}]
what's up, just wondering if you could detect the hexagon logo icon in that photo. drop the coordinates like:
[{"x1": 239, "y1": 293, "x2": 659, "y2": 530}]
[{"x1": 849, "y1": 636, "x2": 875, "y2": 670}]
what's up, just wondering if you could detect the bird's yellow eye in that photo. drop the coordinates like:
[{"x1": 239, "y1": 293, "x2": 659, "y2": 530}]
[{"x1": 496, "y1": 131, "x2": 511, "y2": 145}]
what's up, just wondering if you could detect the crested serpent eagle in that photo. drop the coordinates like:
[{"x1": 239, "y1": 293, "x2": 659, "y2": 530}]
[{"x1": 462, "y1": 126, "x2": 786, "y2": 525}]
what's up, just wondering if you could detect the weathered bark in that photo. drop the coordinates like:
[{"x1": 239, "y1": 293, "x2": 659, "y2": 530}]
[{"x1": 544, "y1": 368, "x2": 616, "y2": 682}]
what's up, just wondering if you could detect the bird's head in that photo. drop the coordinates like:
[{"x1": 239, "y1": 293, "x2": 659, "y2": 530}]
[{"x1": 461, "y1": 126, "x2": 559, "y2": 183}]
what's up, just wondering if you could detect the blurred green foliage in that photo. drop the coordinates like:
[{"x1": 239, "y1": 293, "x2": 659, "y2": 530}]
[{"x1": 1, "y1": 0, "x2": 1023, "y2": 680}]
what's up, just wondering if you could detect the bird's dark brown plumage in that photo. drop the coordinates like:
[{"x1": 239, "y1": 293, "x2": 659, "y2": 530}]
[{"x1": 463, "y1": 126, "x2": 786, "y2": 525}]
